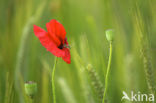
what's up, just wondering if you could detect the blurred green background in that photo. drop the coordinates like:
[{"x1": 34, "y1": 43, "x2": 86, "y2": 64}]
[{"x1": 0, "y1": 0, "x2": 156, "y2": 103}]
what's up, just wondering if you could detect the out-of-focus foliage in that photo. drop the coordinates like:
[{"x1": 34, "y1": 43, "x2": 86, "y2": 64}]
[{"x1": 0, "y1": 0, "x2": 156, "y2": 103}]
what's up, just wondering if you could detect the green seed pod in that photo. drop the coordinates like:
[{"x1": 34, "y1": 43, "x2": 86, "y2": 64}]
[
  {"x1": 106, "y1": 29, "x2": 114, "y2": 42},
  {"x1": 25, "y1": 81, "x2": 37, "y2": 98}
]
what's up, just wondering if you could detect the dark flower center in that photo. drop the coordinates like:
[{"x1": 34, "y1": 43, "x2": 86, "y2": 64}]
[
  {"x1": 58, "y1": 43, "x2": 64, "y2": 49},
  {"x1": 58, "y1": 43, "x2": 70, "y2": 49}
]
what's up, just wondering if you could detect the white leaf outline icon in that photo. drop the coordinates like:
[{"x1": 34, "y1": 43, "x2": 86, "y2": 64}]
[{"x1": 121, "y1": 91, "x2": 130, "y2": 101}]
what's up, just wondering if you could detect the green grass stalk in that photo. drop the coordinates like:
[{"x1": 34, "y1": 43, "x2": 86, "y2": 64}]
[
  {"x1": 134, "y1": 11, "x2": 155, "y2": 95},
  {"x1": 58, "y1": 78, "x2": 77, "y2": 103},
  {"x1": 140, "y1": 35, "x2": 155, "y2": 95},
  {"x1": 87, "y1": 64, "x2": 104, "y2": 102},
  {"x1": 14, "y1": 2, "x2": 46, "y2": 102}
]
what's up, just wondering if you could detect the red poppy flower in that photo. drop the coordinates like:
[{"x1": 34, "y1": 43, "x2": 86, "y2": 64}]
[{"x1": 33, "y1": 19, "x2": 71, "y2": 64}]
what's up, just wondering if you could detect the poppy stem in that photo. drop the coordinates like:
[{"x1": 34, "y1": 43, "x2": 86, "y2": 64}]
[
  {"x1": 102, "y1": 41, "x2": 113, "y2": 103},
  {"x1": 52, "y1": 57, "x2": 58, "y2": 103}
]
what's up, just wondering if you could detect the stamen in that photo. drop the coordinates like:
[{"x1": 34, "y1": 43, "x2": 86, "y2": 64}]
[{"x1": 63, "y1": 44, "x2": 71, "y2": 49}]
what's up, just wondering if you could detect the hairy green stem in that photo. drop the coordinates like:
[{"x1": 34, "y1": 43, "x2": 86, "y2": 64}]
[
  {"x1": 102, "y1": 42, "x2": 113, "y2": 103},
  {"x1": 52, "y1": 57, "x2": 57, "y2": 103}
]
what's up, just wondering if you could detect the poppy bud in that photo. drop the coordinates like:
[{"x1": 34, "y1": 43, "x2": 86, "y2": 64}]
[
  {"x1": 25, "y1": 81, "x2": 37, "y2": 98},
  {"x1": 106, "y1": 29, "x2": 114, "y2": 42}
]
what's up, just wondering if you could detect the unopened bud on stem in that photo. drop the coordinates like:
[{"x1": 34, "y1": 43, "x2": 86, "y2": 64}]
[
  {"x1": 25, "y1": 81, "x2": 37, "y2": 99},
  {"x1": 106, "y1": 29, "x2": 114, "y2": 42}
]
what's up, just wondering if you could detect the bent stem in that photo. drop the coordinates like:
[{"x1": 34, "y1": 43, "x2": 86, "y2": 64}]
[
  {"x1": 52, "y1": 57, "x2": 58, "y2": 103},
  {"x1": 102, "y1": 42, "x2": 113, "y2": 103}
]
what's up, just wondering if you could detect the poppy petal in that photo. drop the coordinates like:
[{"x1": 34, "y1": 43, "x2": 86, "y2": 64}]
[
  {"x1": 62, "y1": 48, "x2": 71, "y2": 64},
  {"x1": 46, "y1": 19, "x2": 66, "y2": 45},
  {"x1": 33, "y1": 25, "x2": 47, "y2": 37},
  {"x1": 33, "y1": 25, "x2": 65, "y2": 57}
]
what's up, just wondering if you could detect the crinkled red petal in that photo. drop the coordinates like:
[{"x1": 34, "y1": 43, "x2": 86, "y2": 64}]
[
  {"x1": 62, "y1": 48, "x2": 71, "y2": 64},
  {"x1": 33, "y1": 25, "x2": 65, "y2": 57},
  {"x1": 46, "y1": 19, "x2": 66, "y2": 46}
]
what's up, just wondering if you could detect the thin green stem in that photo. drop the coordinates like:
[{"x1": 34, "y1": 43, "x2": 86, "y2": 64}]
[
  {"x1": 102, "y1": 42, "x2": 113, "y2": 103},
  {"x1": 52, "y1": 57, "x2": 58, "y2": 103}
]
